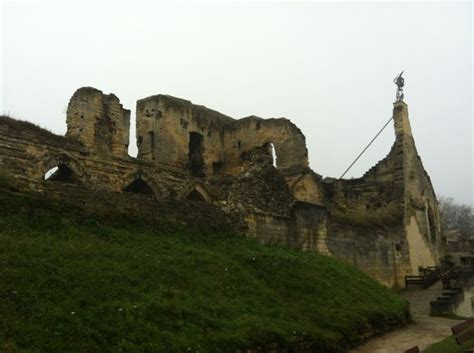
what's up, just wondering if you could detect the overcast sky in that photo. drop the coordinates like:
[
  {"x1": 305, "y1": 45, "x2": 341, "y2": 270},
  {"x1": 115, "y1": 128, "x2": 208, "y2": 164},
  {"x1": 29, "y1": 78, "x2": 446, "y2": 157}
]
[{"x1": 1, "y1": 1, "x2": 472, "y2": 204}]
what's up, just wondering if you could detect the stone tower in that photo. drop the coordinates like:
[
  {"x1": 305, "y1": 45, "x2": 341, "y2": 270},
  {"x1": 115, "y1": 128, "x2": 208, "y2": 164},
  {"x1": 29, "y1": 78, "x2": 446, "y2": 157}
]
[{"x1": 66, "y1": 87, "x2": 130, "y2": 158}]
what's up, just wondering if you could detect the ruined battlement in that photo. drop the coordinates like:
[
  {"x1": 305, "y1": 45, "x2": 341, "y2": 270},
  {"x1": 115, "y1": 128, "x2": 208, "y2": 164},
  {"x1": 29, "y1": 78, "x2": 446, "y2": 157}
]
[{"x1": 0, "y1": 88, "x2": 444, "y2": 287}]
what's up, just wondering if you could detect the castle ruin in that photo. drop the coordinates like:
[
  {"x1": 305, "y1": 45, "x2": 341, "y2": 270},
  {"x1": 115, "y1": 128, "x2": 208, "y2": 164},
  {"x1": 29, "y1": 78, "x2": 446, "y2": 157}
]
[{"x1": 0, "y1": 87, "x2": 444, "y2": 287}]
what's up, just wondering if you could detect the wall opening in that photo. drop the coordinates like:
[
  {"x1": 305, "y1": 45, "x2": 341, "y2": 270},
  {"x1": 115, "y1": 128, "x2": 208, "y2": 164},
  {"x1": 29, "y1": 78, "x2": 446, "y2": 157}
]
[
  {"x1": 186, "y1": 189, "x2": 207, "y2": 203},
  {"x1": 188, "y1": 132, "x2": 205, "y2": 177},
  {"x1": 95, "y1": 109, "x2": 113, "y2": 155},
  {"x1": 44, "y1": 164, "x2": 77, "y2": 183},
  {"x1": 148, "y1": 131, "x2": 155, "y2": 150},
  {"x1": 428, "y1": 206, "x2": 437, "y2": 239},
  {"x1": 124, "y1": 178, "x2": 154, "y2": 195},
  {"x1": 212, "y1": 161, "x2": 223, "y2": 174},
  {"x1": 270, "y1": 143, "x2": 277, "y2": 167}
]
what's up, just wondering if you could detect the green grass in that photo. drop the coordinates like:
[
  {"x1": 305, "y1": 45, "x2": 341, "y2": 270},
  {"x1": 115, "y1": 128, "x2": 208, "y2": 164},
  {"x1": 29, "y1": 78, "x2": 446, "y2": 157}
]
[
  {"x1": 423, "y1": 336, "x2": 463, "y2": 353},
  {"x1": 423, "y1": 336, "x2": 460, "y2": 353},
  {"x1": 422, "y1": 335, "x2": 474, "y2": 353},
  {"x1": 0, "y1": 115, "x2": 78, "y2": 145},
  {"x1": 0, "y1": 190, "x2": 409, "y2": 353}
]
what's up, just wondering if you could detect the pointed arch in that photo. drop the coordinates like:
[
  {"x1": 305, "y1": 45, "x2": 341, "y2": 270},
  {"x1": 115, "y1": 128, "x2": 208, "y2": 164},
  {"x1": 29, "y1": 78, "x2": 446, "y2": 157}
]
[
  {"x1": 124, "y1": 178, "x2": 154, "y2": 195},
  {"x1": 41, "y1": 153, "x2": 87, "y2": 184},
  {"x1": 181, "y1": 182, "x2": 213, "y2": 203},
  {"x1": 121, "y1": 171, "x2": 159, "y2": 197}
]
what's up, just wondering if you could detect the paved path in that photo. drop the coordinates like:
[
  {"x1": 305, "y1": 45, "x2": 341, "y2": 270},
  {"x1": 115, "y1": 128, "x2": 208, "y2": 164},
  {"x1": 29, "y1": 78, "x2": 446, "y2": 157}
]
[{"x1": 349, "y1": 282, "x2": 461, "y2": 353}]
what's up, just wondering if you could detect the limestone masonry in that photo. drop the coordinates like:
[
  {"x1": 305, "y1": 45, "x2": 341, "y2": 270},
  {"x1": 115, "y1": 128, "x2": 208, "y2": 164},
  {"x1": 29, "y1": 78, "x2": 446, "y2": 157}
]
[{"x1": 0, "y1": 87, "x2": 444, "y2": 287}]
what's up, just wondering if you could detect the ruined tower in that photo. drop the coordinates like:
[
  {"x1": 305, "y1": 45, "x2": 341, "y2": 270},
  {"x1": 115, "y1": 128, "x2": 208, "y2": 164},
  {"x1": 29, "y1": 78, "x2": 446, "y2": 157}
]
[{"x1": 66, "y1": 87, "x2": 130, "y2": 158}]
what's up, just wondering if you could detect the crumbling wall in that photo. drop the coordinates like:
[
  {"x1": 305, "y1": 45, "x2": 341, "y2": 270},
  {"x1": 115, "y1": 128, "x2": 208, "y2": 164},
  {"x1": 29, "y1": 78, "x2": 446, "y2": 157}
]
[
  {"x1": 222, "y1": 116, "x2": 309, "y2": 176},
  {"x1": 285, "y1": 169, "x2": 325, "y2": 205},
  {"x1": 312, "y1": 140, "x2": 409, "y2": 287},
  {"x1": 244, "y1": 203, "x2": 329, "y2": 254},
  {"x1": 136, "y1": 95, "x2": 234, "y2": 175},
  {"x1": 136, "y1": 97, "x2": 308, "y2": 178},
  {"x1": 221, "y1": 152, "x2": 328, "y2": 254},
  {"x1": 66, "y1": 87, "x2": 130, "y2": 158}
]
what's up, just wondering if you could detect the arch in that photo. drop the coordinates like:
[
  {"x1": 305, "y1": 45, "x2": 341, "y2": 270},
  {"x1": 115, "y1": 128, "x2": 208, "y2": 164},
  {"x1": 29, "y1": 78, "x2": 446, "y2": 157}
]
[
  {"x1": 121, "y1": 171, "x2": 160, "y2": 198},
  {"x1": 44, "y1": 165, "x2": 76, "y2": 183},
  {"x1": 180, "y1": 182, "x2": 213, "y2": 203},
  {"x1": 124, "y1": 178, "x2": 154, "y2": 195},
  {"x1": 41, "y1": 153, "x2": 87, "y2": 183}
]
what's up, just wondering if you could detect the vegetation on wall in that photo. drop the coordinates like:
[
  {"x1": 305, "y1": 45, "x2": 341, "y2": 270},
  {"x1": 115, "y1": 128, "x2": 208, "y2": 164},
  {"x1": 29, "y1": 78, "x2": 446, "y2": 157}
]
[{"x1": 0, "y1": 115, "x2": 78, "y2": 145}]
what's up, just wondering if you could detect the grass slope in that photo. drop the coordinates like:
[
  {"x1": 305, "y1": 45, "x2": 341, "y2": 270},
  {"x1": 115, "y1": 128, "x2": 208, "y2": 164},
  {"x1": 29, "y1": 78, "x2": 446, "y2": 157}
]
[
  {"x1": 423, "y1": 336, "x2": 474, "y2": 353},
  {"x1": 0, "y1": 190, "x2": 409, "y2": 353},
  {"x1": 423, "y1": 336, "x2": 461, "y2": 353}
]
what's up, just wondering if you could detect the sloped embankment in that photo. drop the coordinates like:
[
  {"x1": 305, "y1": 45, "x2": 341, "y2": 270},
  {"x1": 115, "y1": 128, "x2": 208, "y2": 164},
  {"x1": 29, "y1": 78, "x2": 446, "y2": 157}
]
[{"x1": 0, "y1": 187, "x2": 409, "y2": 353}]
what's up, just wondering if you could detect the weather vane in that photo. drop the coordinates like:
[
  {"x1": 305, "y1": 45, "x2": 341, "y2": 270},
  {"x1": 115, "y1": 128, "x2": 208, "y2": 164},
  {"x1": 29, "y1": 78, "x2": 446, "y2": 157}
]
[{"x1": 393, "y1": 71, "x2": 405, "y2": 102}]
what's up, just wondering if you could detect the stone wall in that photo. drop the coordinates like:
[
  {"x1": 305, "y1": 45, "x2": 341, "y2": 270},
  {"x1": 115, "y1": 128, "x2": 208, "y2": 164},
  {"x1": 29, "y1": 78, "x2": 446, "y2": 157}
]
[
  {"x1": 0, "y1": 87, "x2": 445, "y2": 287},
  {"x1": 37, "y1": 182, "x2": 234, "y2": 232}
]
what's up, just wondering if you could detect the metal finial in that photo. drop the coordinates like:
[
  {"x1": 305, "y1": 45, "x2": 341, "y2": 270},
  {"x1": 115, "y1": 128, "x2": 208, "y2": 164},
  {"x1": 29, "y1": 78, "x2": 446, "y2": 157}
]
[{"x1": 393, "y1": 71, "x2": 405, "y2": 102}]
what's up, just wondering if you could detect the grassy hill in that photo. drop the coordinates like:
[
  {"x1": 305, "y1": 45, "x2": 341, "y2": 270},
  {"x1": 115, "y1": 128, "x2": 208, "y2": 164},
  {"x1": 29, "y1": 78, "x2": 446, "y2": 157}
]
[{"x1": 0, "y1": 186, "x2": 409, "y2": 353}]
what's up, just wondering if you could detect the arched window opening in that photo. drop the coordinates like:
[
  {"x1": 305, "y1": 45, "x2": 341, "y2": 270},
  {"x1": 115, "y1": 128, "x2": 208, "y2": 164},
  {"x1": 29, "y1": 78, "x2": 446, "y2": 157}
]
[
  {"x1": 186, "y1": 189, "x2": 207, "y2": 203},
  {"x1": 44, "y1": 164, "x2": 77, "y2": 183},
  {"x1": 188, "y1": 132, "x2": 205, "y2": 177},
  {"x1": 124, "y1": 178, "x2": 154, "y2": 195},
  {"x1": 270, "y1": 143, "x2": 277, "y2": 168}
]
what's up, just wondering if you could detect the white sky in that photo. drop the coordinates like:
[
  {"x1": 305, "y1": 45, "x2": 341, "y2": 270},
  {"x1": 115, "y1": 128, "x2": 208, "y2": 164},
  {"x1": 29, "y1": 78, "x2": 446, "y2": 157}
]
[{"x1": 1, "y1": 1, "x2": 473, "y2": 204}]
